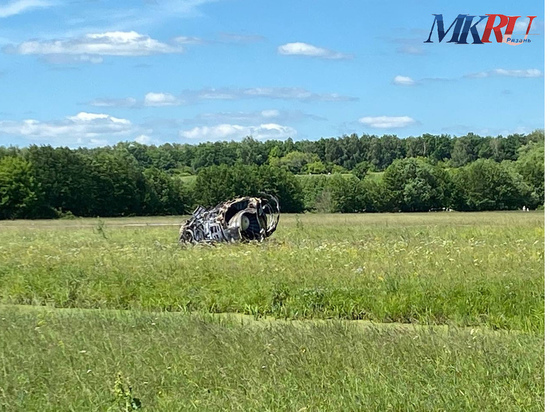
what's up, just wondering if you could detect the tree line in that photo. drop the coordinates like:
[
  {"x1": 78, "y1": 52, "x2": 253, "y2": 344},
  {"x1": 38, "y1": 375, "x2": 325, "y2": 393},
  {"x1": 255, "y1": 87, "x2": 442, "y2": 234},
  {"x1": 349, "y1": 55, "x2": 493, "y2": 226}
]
[
  {"x1": 0, "y1": 131, "x2": 544, "y2": 218},
  {"x1": 2, "y1": 130, "x2": 540, "y2": 175}
]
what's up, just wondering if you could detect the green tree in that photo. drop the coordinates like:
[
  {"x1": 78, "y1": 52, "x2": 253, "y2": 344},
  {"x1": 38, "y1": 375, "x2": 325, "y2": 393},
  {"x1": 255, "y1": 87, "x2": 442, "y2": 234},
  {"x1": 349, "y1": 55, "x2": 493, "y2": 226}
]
[
  {"x1": 383, "y1": 158, "x2": 450, "y2": 212},
  {"x1": 237, "y1": 136, "x2": 268, "y2": 165},
  {"x1": 25, "y1": 145, "x2": 95, "y2": 216},
  {"x1": 0, "y1": 157, "x2": 40, "y2": 219},
  {"x1": 143, "y1": 168, "x2": 190, "y2": 215},
  {"x1": 352, "y1": 161, "x2": 371, "y2": 180},
  {"x1": 0, "y1": 146, "x2": 21, "y2": 161},
  {"x1": 364, "y1": 178, "x2": 391, "y2": 212},
  {"x1": 431, "y1": 134, "x2": 453, "y2": 162},
  {"x1": 303, "y1": 161, "x2": 327, "y2": 174},
  {"x1": 193, "y1": 164, "x2": 235, "y2": 206},
  {"x1": 269, "y1": 151, "x2": 319, "y2": 174},
  {"x1": 191, "y1": 142, "x2": 238, "y2": 171},
  {"x1": 300, "y1": 174, "x2": 368, "y2": 213},
  {"x1": 193, "y1": 164, "x2": 303, "y2": 213},
  {"x1": 515, "y1": 142, "x2": 544, "y2": 207},
  {"x1": 298, "y1": 175, "x2": 331, "y2": 212},
  {"x1": 323, "y1": 138, "x2": 345, "y2": 166},
  {"x1": 451, "y1": 159, "x2": 528, "y2": 211},
  {"x1": 451, "y1": 133, "x2": 481, "y2": 167},
  {"x1": 328, "y1": 174, "x2": 362, "y2": 213},
  {"x1": 379, "y1": 135, "x2": 405, "y2": 170},
  {"x1": 257, "y1": 165, "x2": 304, "y2": 212},
  {"x1": 89, "y1": 151, "x2": 147, "y2": 217}
]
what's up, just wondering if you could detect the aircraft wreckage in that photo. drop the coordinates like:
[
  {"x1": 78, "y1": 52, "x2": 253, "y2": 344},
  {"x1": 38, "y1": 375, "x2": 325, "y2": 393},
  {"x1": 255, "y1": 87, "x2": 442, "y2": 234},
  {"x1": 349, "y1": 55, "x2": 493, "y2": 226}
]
[{"x1": 179, "y1": 195, "x2": 280, "y2": 244}]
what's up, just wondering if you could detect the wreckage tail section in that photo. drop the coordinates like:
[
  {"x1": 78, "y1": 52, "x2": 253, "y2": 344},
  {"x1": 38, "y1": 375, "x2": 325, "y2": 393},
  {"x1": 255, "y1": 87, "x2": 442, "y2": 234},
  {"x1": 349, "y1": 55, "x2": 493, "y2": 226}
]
[{"x1": 179, "y1": 195, "x2": 281, "y2": 245}]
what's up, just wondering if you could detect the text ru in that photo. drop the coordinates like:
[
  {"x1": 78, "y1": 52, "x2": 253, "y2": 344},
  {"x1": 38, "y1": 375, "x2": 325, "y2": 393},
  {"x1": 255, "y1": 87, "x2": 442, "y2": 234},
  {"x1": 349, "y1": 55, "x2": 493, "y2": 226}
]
[{"x1": 424, "y1": 14, "x2": 536, "y2": 44}]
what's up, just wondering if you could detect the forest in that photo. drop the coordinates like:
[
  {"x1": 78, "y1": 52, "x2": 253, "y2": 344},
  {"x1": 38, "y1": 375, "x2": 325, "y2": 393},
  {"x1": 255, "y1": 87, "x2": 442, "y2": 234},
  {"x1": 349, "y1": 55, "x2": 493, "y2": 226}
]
[{"x1": 0, "y1": 130, "x2": 544, "y2": 218}]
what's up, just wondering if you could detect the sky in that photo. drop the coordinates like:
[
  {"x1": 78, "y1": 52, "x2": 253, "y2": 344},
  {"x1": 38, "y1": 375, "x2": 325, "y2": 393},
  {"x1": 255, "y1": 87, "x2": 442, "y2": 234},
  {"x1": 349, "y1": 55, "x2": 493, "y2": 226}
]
[{"x1": 0, "y1": 0, "x2": 544, "y2": 148}]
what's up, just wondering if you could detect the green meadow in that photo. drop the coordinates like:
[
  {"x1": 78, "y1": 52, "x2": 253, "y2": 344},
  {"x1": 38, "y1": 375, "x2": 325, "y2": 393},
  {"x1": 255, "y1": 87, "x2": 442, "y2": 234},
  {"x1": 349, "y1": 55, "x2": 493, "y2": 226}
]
[{"x1": 0, "y1": 212, "x2": 544, "y2": 410}]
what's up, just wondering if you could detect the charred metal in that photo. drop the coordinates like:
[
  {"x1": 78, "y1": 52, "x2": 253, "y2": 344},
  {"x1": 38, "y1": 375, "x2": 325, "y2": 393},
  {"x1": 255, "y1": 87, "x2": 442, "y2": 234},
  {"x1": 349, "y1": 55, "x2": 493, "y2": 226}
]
[{"x1": 179, "y1": 195, "x2": 280, "y2": 244}]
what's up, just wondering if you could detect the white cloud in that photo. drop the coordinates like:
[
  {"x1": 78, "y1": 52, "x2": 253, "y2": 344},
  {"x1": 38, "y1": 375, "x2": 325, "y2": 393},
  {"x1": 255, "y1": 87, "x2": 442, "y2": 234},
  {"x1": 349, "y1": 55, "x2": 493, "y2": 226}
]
[
  {"x1": 68, "y1": 112, "x2": 130, "y2": 124},
  {"x1": 393, "y1": 75, "x2": 416, "y2": 86},
  {"x1": 171, "y1": 33, "x2": 266, "y2": 46},
  {"x1": 398, "y1": 68, "x2": 542, "y2": 85},
  {"x1": 197, "y1": 90, "x2": 236, "y2": 100},
  {"x1": 0, "y1": 112, "x2": 136, "y2": 146},
  {"x1": 0, "y1": 0, "x2": 53, "y2": 18},
  {"x1": 135, "y1": 134, "x2": 154, "y2": 144},
  {"x1": 90, "y1": 87, "x2": 356, "y2": 107},
  {"x1": 492, "y1": 68, "x2": 542, "y2": 78},
  {"x1": 144, "y1": 92, "x2": 182, "y2": 106},
  {"x1": 466, "y1": 68, "x2": 543, "y2": 78},
  {"x1": 256, "y1": 123, "x2": 296, "y2": 139},
  {"x1": 42, "y1": 54, "x2": 104, "y2": 64},
  {"x1": 90, "y1": 97, "x2": 138, "y2": 107},
  {"x1": 89, "y1": 138, "x2": 110, "y2": 147},
  {"x1": 7, "y1": 31, "x2": 182, "y2": 59},
  {"x1": 180, "y1": 123, "x2": 297, "y2": 141},
  {"x1": 173, "y1": 36, "x2": 204, "y2": 45},
  {"x1": 90, "y1": 93, "x2": 183, "y2": 108},
  {"x1": 359, "y1": 116, "x2": 416, "y2": 128},
  {"x1": 261, "y1": 109, "x2": 280, "y2": 118},
  {"x1": 181, "y1": 124, "x2": 244, "y2": 140},
  {"x1": 278, "y1": 42, "x2": 352, "y2": 60}
]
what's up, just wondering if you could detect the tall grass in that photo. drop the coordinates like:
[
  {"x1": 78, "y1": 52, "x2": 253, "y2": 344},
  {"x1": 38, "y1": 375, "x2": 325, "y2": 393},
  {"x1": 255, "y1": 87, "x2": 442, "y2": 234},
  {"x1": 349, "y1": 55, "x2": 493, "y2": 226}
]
[
  {"x1": 0, "y1": 306, "x2": 543, "y2": 411},
  {"x1": 0, "y1": 212, "x2": 543, "y2": 332}
]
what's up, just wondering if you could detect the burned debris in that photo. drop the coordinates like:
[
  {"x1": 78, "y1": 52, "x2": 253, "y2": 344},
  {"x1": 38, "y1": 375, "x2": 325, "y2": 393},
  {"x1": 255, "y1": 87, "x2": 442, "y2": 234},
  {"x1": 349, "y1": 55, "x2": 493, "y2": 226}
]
[{"x1": 179, "y1": 195, "x2": 280, "y2": 244}]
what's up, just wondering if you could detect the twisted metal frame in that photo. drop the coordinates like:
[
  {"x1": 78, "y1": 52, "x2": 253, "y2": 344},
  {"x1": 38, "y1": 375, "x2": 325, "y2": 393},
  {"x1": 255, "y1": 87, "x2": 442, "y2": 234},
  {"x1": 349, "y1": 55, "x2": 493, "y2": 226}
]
[{"x1": 179, "y1": 195, "x2": 280, "y2": 244}]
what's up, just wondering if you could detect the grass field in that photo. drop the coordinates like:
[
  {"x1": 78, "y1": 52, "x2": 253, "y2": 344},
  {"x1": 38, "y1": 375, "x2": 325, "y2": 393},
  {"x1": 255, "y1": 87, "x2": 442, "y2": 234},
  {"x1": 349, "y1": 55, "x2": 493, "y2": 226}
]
[
  {"x1": 0, "y1": 212, "x2": 544, "y2": 410},
  {"x1": 178, "y1": 174, "x2": 196, "y2": 187}
]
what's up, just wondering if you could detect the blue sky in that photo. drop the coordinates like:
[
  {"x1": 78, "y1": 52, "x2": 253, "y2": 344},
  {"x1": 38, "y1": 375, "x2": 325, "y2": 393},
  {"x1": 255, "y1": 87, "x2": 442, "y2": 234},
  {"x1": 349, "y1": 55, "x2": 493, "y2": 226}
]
[{"x1": 0, "y1": 0, "x2": 544, "y2": 148}]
